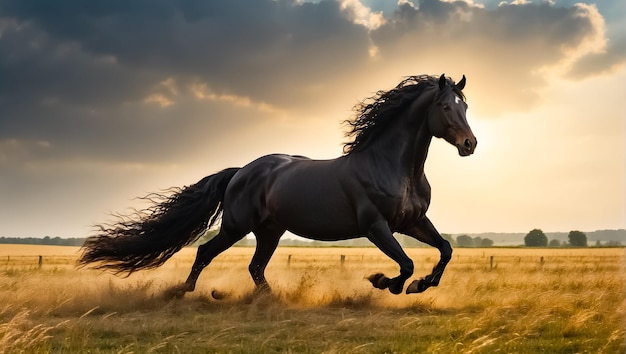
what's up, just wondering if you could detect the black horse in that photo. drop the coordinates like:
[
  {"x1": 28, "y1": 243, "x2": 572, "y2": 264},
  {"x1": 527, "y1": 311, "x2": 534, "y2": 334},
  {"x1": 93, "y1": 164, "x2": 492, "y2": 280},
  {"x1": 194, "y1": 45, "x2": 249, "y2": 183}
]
[{"x1": 79, "y1": 74, "x2": 476, "y2": 296}]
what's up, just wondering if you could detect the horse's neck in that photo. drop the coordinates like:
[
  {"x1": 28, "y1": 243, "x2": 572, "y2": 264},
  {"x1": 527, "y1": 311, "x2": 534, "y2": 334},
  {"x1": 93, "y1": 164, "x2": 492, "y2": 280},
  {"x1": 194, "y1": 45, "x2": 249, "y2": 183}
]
[
  {"x1": 402, "y1": 89, "x2": 435, "y2": 179},
  {"x1": 354, "y1": 101, "x2": 433, "y2": 182},
  {"x1": 406, "y1": 119, "x2": 432, "y2": 179}
]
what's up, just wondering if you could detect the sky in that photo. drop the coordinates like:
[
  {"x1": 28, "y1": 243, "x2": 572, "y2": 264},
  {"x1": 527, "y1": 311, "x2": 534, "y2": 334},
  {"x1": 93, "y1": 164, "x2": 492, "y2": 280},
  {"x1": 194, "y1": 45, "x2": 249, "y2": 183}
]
[{"x1": 0, "y1": 0, "x2": 624, "y2": 238}]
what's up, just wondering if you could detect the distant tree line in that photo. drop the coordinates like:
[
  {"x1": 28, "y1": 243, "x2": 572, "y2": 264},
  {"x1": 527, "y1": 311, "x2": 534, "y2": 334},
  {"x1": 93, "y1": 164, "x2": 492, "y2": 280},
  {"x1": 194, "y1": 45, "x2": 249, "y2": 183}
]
[
  {"x1": 198, "y1": 230, "x2": 497, "y2": 248},
  {"x1": 3, "y1": 229, "x2": 618, "y2": 248},
  {"x1": 526, "y1": 229, "x2": 585, "y2": 247},
  {"x1": 229, "y1": 233, "x2": 497, "y2": 248},
  {"x1": 522, "y1": 229, "x2": 621, "y2": 247},
  {"x1": 0, "y1": 236, "x2": 86, "y2": 246},
  {"x1": 451, "y1": 235, "x2": 494, "y2": 248}
]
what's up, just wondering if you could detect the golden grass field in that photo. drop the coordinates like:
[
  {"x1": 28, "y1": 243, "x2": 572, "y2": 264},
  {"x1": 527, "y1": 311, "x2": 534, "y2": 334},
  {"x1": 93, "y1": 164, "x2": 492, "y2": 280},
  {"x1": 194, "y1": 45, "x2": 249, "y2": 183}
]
[{"x1": 0, "y1": 245, "x2": 624, "y2": 353}]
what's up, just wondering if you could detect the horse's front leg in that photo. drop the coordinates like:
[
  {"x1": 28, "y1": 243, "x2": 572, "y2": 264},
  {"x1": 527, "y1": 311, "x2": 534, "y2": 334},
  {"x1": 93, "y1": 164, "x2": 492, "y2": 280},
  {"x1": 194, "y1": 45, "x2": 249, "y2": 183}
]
[
  {"x1": 401, "y1": 217, "x2": 453, "y2": 294},
  {"x1": 365, "y1": 219, "x2": 414, "y2": 295}
]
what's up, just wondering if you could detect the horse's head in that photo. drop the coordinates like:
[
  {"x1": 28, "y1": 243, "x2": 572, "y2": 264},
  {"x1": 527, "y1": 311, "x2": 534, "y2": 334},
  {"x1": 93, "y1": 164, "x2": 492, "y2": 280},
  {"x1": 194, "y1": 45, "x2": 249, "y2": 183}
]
[{"x1": 428, "y1": 74, "x2": 476, "y2": 156}]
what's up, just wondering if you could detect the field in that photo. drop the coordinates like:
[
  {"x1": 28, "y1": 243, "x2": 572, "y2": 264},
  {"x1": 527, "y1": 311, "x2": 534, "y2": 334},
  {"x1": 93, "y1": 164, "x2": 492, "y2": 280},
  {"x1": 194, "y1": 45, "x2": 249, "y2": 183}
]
[{"x1": 0, "y1": 245, "x2": 624, "y2": 353}]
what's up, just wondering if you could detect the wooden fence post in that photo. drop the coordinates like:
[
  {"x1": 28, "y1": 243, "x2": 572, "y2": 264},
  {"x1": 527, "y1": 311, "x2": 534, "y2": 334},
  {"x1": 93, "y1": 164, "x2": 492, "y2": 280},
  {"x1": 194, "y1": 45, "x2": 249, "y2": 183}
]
[
  {"x1": 340, "y1": 255, "x2": 345, "y2": 267},
  {"x1": 287, "y1": 254, "x2": 292, "y2": 267},
  {"x1": 490, "y1": 256, "x2": 494, "y2": 270},
  {"x1": 38, "y1": 255, "x2": 43, "y2": 269}
]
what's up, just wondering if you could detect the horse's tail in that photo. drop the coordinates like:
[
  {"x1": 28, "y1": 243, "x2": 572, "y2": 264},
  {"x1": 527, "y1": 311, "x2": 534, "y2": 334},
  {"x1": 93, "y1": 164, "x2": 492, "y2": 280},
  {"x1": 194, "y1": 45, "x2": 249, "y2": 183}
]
[{"x1": 78, "y1": 168, "x2": 240, "y2": 275}]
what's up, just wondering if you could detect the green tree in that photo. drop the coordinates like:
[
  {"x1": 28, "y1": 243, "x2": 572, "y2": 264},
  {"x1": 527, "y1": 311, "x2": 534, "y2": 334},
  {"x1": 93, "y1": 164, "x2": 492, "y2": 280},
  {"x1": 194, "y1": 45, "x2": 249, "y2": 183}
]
[
  {"x1": 473, "y1": 237, "x2": 483, "y2": 247},
  {"x1": 480, "y1": 238, "x2": 494, "y2": 247},
  {"x1": 549, "y1": 239, "x2": 561, "y2": 247},
  {"x1": 524, "y1": 229, "x2": 547, "y2": 247},
  {"x1": 568, "y1": 230, "x2": 588, "y2": 247},
  {"x1": 457, "y1": 235, "x2": 474, "y2": 247}
]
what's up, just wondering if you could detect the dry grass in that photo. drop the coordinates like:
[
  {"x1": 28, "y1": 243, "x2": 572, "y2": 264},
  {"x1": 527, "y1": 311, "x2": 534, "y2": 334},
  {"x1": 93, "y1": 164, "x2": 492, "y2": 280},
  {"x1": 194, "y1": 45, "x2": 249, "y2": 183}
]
[{"x1": 0, "y1": 245, "x2": 624, "y2": 353}]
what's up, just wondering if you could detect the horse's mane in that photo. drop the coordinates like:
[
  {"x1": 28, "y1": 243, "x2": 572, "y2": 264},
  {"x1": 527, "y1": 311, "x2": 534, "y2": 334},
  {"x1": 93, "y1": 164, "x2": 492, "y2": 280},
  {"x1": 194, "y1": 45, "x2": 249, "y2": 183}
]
[{"x1": 343, "y1": 75, "x2": 463, "y2": 154}]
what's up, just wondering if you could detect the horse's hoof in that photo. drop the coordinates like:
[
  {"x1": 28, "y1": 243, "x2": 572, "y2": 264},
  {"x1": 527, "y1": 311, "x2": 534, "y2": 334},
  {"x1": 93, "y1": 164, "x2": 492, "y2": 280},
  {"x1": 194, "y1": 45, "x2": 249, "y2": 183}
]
[
  {"x1": 406, "y1": 279, "x2": 429, "y2": 294},
  {"x1": 388, "y1": 284, "x2": 403, "y2": 295},
  {"x1": 367, "y1": 273, "x2": 390, "y2": 290},
  {"x1": 211, "y1": 289, "x2": 230, "y2": 300}
]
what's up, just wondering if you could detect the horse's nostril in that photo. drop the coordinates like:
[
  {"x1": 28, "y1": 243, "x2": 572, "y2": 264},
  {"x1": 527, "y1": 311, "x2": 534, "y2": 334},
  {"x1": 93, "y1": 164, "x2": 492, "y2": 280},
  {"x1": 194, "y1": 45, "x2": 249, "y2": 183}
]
[{"x1": 464, "y1": 139, "x2": 472, "y2": 149}]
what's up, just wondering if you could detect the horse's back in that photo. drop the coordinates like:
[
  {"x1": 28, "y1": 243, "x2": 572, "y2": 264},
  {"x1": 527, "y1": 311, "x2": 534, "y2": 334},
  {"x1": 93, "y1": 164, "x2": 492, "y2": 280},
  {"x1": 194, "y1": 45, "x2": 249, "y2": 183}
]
[{"x1": 222, "y1": 154, "x2": 360, "y2": 240}]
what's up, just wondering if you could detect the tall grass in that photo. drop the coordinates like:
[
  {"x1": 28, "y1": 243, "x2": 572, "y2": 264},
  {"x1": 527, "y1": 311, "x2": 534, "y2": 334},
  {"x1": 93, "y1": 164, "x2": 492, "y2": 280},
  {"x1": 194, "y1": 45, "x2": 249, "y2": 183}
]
[{"x1": 0, "y1": 245, "x2": 623, "y2": 353}]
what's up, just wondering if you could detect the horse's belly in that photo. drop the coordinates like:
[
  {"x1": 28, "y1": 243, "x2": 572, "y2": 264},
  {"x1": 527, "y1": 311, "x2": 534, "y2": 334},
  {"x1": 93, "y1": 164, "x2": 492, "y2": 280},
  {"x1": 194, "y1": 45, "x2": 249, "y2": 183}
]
[
  {"x1": 270, "y1": 199, "x2": 360, "y2": 240},
  {"x1": 266, "y1": 181, "x2": 361, "y2": 240}
]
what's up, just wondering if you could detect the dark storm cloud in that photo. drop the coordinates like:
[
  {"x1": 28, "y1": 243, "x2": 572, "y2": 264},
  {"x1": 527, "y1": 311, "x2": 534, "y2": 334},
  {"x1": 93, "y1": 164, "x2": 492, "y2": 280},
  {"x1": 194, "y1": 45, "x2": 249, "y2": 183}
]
[
  {"x1": 0, "y1": 0, "x2": 619, "y2": 165},
  {"x1": 0, "y1": 0, "x2": 370, "y2": 109},
  {"x1": 0, "y1": 0, "x2": 371, "y2": 165}
]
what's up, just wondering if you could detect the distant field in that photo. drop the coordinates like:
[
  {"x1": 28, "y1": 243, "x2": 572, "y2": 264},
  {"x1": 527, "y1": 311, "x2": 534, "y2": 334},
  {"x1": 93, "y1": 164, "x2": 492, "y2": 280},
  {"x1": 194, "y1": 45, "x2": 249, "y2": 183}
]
[
  {"x1": 0, "y1": 245, "x2": 624, "y2": 353},
  {"x1": 0, "y1": 244, "x2": 83, "y2": 256}
]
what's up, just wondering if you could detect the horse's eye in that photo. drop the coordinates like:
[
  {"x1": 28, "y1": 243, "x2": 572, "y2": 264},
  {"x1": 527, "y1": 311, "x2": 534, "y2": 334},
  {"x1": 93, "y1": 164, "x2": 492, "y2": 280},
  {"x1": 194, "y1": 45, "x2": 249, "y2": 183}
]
[{"x1": 442, "y1": 104, "x2": 451, "y2": 111}]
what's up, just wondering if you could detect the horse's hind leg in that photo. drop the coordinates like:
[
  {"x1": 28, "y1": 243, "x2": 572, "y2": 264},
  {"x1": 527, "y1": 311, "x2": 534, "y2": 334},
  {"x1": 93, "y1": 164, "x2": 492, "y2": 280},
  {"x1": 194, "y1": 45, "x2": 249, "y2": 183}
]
[
  {"x1": 249, "y1": 224, "x2": 284, "y2": 293},
  {"x1": 181, "y1": 227, "x2": 246, "y2": 294}
]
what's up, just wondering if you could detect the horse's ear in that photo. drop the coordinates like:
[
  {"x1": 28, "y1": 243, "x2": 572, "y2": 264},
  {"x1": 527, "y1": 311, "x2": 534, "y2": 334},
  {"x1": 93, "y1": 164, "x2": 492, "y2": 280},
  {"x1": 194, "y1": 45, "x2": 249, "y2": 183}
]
[
  {"x1": 456, "y1": 75, "x2": 466, "y2": 91},
  {"x1": 438, "y1": 74, "x2": 446, "y2": 90}
]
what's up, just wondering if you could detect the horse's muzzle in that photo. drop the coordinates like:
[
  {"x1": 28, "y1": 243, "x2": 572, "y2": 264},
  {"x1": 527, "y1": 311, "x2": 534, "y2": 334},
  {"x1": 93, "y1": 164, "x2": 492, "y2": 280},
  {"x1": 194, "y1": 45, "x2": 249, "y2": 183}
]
[{"x1": 457, "y1": 137, "x2": 476, "y2": 156}]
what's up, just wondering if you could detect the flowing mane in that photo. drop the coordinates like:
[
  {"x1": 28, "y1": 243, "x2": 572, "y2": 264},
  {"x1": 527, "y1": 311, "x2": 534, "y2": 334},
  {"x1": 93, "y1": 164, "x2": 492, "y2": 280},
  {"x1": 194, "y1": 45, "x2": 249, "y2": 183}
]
[{"x1": 343, "y1": 75, "x2": 464, "y2": 154}]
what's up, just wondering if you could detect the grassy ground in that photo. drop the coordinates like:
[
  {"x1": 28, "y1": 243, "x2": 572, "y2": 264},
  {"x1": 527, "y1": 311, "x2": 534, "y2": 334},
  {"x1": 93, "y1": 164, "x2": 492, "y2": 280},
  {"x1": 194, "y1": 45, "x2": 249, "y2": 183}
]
[{"x1": 0, "y1": 245, "x2": 624, "y2": 353}]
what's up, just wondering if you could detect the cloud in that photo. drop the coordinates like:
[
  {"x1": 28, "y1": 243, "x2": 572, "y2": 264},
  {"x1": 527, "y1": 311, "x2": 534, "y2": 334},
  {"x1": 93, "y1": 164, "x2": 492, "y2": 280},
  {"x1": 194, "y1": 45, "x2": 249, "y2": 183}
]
[
  {"x1": 0, "y1": 0, "x2": 372, "y2": 109},
  {"x1": 566, "y1": 36, "x2": 626, "y2": 78},
  {"x1": 0, "y1": 0, "x2": 620, "y2": 166},
  {"x1": 339, "y1": 0, "x2": 386, "y2": 30},
  {"x1": 368, "y1": 0, "x2": 612, "y2": 114}
]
